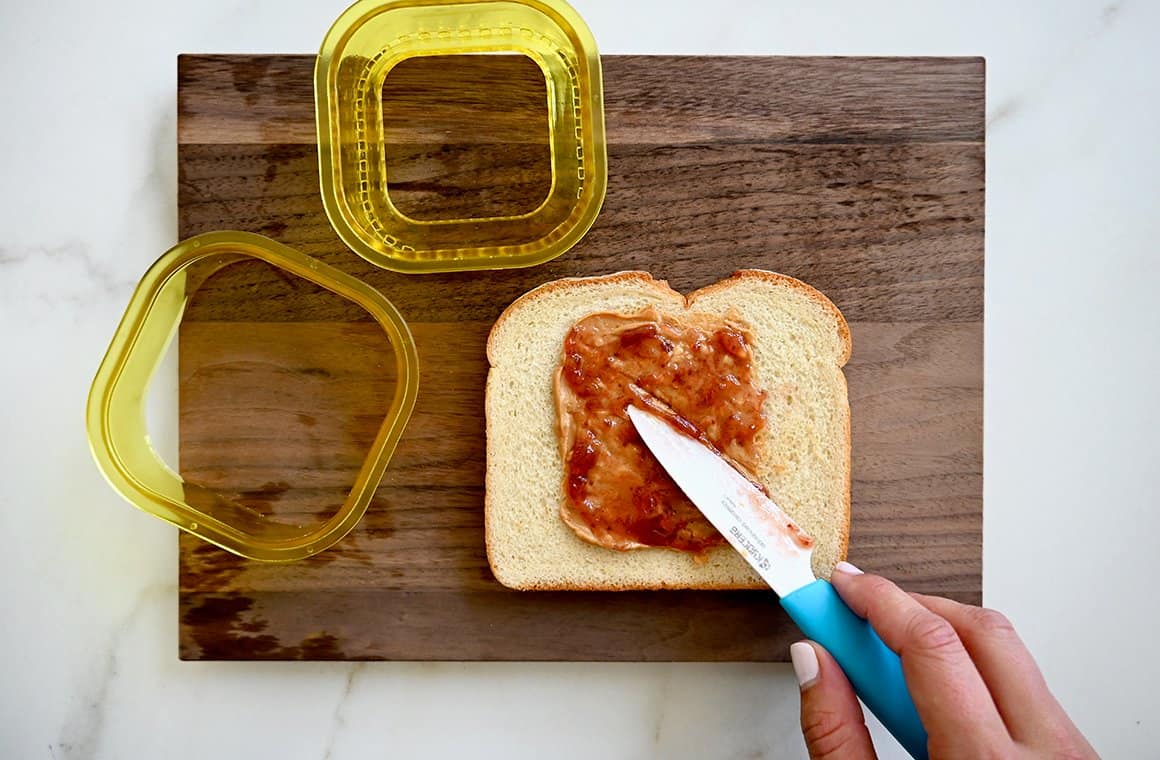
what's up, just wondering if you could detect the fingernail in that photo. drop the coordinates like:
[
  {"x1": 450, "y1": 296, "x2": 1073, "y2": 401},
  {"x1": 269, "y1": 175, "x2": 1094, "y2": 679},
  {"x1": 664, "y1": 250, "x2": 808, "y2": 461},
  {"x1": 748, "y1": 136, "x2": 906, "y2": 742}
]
[
  {"x1": 789, "y1": 642, "x2": 819, "y2": 689},
  {"x1": 834, "y1": 561, "x2": 863, "y2": 576}
]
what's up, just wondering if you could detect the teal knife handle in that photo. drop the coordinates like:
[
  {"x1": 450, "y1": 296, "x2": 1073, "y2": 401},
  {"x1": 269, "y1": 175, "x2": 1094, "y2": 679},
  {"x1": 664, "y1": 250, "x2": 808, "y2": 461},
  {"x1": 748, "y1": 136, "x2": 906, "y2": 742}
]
[{"x1": 781, "y1": 579, "x2": 929, "y2": 760}]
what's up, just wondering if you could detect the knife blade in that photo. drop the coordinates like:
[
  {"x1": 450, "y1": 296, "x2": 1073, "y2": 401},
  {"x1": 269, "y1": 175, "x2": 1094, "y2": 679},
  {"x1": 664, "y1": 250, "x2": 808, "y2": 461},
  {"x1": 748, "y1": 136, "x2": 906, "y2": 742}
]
[{"x1": 627, "y1": 405, "x2": 930, "y2": 760}]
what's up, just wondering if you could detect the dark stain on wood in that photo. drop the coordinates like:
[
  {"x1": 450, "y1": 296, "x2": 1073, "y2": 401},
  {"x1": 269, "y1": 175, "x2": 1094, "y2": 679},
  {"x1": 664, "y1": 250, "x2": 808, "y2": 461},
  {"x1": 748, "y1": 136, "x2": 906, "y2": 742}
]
[
  {"x1": 181, "y1": 592, "x2": 346, "y2": 659},
  {"x1": 177, "y1": 54, "x2": 984, "y2": 661}
]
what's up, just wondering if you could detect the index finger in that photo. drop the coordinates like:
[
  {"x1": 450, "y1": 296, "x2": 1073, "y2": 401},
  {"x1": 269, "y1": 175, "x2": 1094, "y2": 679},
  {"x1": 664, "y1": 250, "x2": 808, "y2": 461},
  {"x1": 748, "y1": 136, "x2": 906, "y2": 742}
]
[{"x1": 830, "y1": 563, "x2": 1010, "y2": 755}]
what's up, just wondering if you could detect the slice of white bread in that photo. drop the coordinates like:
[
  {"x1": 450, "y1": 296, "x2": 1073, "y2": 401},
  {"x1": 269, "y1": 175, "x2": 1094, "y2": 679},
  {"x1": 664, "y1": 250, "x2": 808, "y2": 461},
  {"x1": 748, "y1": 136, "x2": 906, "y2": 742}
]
[{"x1": 485, "y1": 271, "x2": 851, "y2": 590}]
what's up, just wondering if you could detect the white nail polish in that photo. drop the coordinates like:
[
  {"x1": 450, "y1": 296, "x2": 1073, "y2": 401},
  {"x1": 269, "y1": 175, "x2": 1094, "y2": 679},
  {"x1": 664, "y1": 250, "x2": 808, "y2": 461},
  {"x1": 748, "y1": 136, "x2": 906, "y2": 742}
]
[
  {"x1": 834, "y1": 561, "x2": 863, "y2": 576},
  {"x1": 790, "y1": 642, "x2": 819, "y2": 688}
]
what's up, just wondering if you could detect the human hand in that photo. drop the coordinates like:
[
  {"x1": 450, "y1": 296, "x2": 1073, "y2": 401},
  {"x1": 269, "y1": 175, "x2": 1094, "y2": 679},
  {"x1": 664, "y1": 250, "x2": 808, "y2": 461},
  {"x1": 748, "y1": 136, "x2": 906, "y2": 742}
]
[{"x1": 790, "y1": 562, "x2": 1098, "y2": 759}]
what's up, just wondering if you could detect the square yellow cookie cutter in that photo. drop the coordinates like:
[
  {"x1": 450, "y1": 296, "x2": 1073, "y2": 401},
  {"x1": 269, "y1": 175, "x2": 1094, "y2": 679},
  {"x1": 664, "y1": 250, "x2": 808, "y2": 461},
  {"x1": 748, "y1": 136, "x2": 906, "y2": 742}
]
[{"x1": 315, "y1": 0, "x2": 607, "y2": 272}]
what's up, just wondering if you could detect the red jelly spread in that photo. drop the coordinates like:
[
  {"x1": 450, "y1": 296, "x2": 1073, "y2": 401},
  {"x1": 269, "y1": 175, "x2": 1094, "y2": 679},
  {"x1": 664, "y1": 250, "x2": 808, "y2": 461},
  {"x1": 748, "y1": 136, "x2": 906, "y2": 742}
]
[{"x1": 554, "y1": 307, "x2": 767, "y2": 552}]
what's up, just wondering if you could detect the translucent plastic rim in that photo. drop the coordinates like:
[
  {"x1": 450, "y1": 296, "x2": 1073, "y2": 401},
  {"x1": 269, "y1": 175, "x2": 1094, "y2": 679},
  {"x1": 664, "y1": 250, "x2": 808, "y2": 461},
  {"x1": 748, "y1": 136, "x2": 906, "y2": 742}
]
[
  {"x1": 86, "y1": 231, "x2": 420, "y2": 561},
  {"x1": 314, "y1": 0, "x2": 607, "y2": 273}
]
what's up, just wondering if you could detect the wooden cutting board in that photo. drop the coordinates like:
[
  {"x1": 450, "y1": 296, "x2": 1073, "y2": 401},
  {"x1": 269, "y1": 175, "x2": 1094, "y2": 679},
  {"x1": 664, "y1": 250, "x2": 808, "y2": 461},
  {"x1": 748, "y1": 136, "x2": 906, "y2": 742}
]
[{"x1": 177, "y1": 54, "x2": 984, "y2": 661}]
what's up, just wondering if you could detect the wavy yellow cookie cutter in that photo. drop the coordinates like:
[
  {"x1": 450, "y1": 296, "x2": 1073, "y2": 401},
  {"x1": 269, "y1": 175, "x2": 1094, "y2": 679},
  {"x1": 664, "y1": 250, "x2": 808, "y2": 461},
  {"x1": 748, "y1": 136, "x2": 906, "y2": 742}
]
[{"x1": 86, "y1": 231, "x2": 419, "y2": 561}]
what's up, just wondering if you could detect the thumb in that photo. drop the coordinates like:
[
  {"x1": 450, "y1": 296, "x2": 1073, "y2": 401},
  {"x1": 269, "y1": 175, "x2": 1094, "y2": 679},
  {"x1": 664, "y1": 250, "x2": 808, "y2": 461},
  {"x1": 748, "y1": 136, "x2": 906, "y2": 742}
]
[{"x1": 791, "y1": 641, "x2": 877, "y2": 760}]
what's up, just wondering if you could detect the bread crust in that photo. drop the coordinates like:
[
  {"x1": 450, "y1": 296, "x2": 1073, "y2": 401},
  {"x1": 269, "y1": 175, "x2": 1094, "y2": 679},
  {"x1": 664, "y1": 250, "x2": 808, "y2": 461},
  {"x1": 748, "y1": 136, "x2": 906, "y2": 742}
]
[{"x1": 485, "y1": 270, "x2": 851, "y2": 590}]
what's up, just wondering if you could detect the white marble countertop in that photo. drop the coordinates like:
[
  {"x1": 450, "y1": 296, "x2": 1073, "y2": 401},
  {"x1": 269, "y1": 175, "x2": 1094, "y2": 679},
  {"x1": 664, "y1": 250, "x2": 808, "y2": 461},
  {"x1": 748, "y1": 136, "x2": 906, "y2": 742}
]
[{"x1": 3, "y1": 0, "x2": 1158, "y2": 757}]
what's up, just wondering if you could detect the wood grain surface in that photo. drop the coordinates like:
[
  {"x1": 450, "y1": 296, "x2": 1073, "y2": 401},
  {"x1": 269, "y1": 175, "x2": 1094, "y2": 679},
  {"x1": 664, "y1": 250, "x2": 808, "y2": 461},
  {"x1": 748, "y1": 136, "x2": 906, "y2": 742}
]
[{"x1": 177, "y1": 54, "x2": 984, "y2": 661}]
